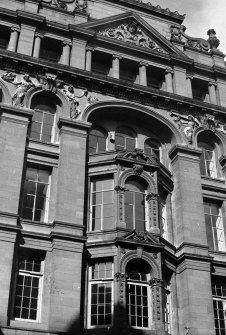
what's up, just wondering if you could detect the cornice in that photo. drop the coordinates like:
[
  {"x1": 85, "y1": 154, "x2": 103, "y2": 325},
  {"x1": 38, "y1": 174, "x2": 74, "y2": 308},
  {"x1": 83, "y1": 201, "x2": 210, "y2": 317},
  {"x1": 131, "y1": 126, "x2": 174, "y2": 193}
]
[
  {"x1": 0, "y1": 103, "x2": 34, "y2": 119},
  {"x1": 1, "y1": 49, "x2": 226, "y2": 120},
  {"x1": 16, "y1": 10, "x2": 45, "y2": 24},
  {"x1": 101, "y1": 0, "x2": 185, "y2": 25}
]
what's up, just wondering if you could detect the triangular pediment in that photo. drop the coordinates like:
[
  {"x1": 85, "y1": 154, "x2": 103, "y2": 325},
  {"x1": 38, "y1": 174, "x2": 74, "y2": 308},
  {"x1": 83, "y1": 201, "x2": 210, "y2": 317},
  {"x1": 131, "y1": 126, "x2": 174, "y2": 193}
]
[{"x1": 77, "y1": 11, "x2": 188, "y2": 57}]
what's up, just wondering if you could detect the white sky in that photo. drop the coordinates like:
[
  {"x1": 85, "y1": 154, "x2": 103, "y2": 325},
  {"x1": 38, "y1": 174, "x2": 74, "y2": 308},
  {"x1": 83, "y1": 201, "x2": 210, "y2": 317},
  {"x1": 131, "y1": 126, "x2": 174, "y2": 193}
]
[{"x1": 143, "y1": 0, "x2": 226, "y2": 54}]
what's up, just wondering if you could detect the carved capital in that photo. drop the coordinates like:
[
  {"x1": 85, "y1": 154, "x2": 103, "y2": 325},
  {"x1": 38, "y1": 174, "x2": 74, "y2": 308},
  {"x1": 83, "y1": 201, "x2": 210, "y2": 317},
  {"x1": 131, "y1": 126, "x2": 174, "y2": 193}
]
[
  {"x1": 11, "y1": 26, "x2": 20, "y2": 33},
  {"x1": 115, "y1": 185, "x2": 125, "y2": 192},
  {"x1": 165, "y1": 67, "x2": 174, "y2": 75},
  {"x1": 86, "y1": 46, "x2": 95, "y2": 52},
  {"x1": 186, "y1": 74, "x2": 193, "y2": 80},
  {"x1": 139, "y1": 61, "x2": 149, "y2": 68},
  {"x1": 114, "y1": 272, "x2": 128, "y2": 282},
  {"x1": 146, "y1": 193, "x2": 158, "y2": 202},
  {"x1": 112, "y1": 54, "x2": 122, "y2": 60},
  {"x1": 149, "y1": 278, "x2": 163, "y2": 287},
  {"x1": 35, "y1": 32, "x2": 44, "y2": 39},
  {"x1": 208, "y1": 81, "x2": 217, "y2": 87},
  {"x1": 63, "y1": 40, "x2": 72, "y2": 47}
]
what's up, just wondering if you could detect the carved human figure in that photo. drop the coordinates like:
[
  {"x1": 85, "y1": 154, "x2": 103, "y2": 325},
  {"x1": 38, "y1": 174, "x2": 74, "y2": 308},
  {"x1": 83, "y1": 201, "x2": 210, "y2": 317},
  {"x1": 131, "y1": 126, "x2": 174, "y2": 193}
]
[
  {"x1": 63, "y1": 85, "x2": 88, "y2": 119},
  {"x1": 10, "y1": 74, "x2": 36, "y2": 107},
  {"x1": 176, "y1": 115, "x2": 199, "y2": 144}
]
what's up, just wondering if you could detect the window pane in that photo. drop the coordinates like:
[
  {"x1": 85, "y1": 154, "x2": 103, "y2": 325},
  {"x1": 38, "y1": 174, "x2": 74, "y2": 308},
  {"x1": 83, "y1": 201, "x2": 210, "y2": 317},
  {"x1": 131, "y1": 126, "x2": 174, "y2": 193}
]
[{"x1": 126, "y1": 137, "x2": 136, "y2": 151}]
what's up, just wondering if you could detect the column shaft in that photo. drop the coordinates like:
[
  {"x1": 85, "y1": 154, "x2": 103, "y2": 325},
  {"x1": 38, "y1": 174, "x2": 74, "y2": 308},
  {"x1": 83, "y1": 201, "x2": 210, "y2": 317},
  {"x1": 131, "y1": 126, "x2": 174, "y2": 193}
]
[
  {"x1": 165, "y1": 68, "x2": 174, "y2": 93},
  {"x1": 186, "y1": 76, "x2": 193, "y2": 98},
  {"x1": 7, "y1": 27, "x2": 19, "y2": 52},
  {"x1": 60, "y1": 42, "x2": 71, "y2": 65},
  {"x1": 33, "y1": 34, "x2": 42, "y2": 58},
  {"x1": 112, "y1": 55, "x2": 120, "y2": 79},
  {"x1": 208, "y1": 82, "x2": 217, "y2": 104},
  {"x1": 85, "y1": 48, "x2": 92, "y2": 71},
  {"x1": 139, "y1": 63, "x2": 147, "y2": 86}
]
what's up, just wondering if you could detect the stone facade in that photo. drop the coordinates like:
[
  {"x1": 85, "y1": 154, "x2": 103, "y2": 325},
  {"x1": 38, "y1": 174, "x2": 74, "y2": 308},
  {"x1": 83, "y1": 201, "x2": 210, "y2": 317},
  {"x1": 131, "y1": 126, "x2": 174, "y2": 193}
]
[{"x1": 0, "y1": 1, "x2": 226, "y2": 335}]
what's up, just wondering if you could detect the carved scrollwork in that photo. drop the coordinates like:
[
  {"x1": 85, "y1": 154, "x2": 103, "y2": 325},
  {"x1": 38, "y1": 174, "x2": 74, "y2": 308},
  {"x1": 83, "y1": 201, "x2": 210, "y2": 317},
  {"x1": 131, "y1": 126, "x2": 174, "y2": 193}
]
[
  {"x1": 99, "y1": 21, "x2": 165, "y2": 52},
  {"x1": 114, "y1": 272, "x2": 128, "y2": 281}
]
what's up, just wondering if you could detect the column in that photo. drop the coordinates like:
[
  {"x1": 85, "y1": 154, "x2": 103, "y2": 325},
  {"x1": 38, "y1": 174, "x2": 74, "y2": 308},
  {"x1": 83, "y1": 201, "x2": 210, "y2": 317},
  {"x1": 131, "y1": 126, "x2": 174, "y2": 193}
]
[
  {"x1": 186, "y1": 74, "x2": 193, "y2": 98},
  {"x1": 114, "y1": 273, "x2": 128, "y2": 333},
  {"x1": 33, "y1": 32, "x2": 43, "y2": 58},
  {"x1": 146, "y1": 192, "x2": 159, "y2": 234},
  {"x1": 112, "y1": 54, "x2": 121, "y2": 79},
  {"x1": 60, "y1": 40, "x2": 72, "y2": 66},
  {"x1": 208, "y1": 81, "x2": 217, "y2": 104},
  {"x1": 85, "y1": 47, "x2": 93, "y2": 71},
  {"x1": 0, "y1": 105, "x2": 33, "y2": 325},
  {"x1": 115, "y1": 186, "x2": 126, "y2": 228},
  {"x1": 7, "y1": 26, "x2": 20, "y2": 52},
  {"x1": 165, "y1": 67, "x2": 174, "y2": 93},
  {"x1": 139, "y1": 62, "x2": 148, "y2": 86}
]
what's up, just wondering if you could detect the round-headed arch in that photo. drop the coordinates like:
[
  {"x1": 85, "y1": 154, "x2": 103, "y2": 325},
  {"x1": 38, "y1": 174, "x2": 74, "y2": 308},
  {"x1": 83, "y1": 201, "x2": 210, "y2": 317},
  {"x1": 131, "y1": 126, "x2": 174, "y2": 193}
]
[
  {"x1": 120, "y1": 250, "x2": 160, "y2": 278},
  {"x1": 82, "y1": 100, "x2": 184, "y2": 145}
]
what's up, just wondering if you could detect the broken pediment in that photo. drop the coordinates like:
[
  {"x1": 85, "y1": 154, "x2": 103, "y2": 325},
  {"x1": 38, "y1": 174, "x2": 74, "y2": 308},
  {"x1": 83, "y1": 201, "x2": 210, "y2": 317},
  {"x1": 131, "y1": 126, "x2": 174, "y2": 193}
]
[
  {"x1": 115, "y1": 148, "x2": 160, "y2": 166},
  {"x1": 122, "y1": 230, "x2": 160, "y2": 245}
]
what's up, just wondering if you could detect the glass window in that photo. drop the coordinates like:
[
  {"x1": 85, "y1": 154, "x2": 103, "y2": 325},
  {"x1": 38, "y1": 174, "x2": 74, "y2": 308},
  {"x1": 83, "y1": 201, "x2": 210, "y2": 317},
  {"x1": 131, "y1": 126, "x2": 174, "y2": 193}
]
[
  {"x1": 22, "y1": 168, "x2": 50, "y2": 222},
  {"x1": 88, "y1": 260, "x2": 113, "y2": 328},
  {"x1": 144, "y1": 139, "x2": 160, "y2": 161},
  {"x1": 212, "y1": 277, "x2": 226, "y2": 335},
  {"x1": 198, "y1": 141, "x2": 217, "y2": 178},
  {"x1": 89, "y1": 129, "x2": 106, "y2": 154},
  {"x1": 126, "y1": 259, "x2": 151, "y2": 329},
  {"x1": 204, "y1": 201, "x2": 225, "y2": 251},
  {"x1": 90, "y1": 177, "x2": 114, "y2": 231},
  {"x1": 13, "y1": 251, "x2": 44, "y2": 322},
  {"x1": 115, "y1": 127, "x2": 136, "y2": 151},
  {"x1": 124, "y1": 177, "x2": 148, "y2": 231}
]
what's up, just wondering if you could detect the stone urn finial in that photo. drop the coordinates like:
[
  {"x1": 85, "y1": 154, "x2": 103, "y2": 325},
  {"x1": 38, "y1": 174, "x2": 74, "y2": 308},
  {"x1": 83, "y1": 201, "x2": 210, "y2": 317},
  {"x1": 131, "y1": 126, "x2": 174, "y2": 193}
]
[{"x1": 207, "y1": 29, "x2": 220, "y2": 50}]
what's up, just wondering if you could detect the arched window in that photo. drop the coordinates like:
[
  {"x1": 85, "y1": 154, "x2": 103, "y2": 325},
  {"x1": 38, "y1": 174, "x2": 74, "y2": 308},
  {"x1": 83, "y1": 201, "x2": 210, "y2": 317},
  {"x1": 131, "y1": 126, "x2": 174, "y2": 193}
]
[
  {"x1": 124, "y1": 176, "x2": 148, "y2": 231},
  {"x1": 198, "y1": 135, "x2": 219, "y2": 178},
  {"x1": 115, "y1": 127, "x2": 136, "y2": 151},
  {"x1": 30, "y1": 93, "x2": 61, "y2": 143},
  {"x1": 88, "y1": 128, "x2": 107, "y2": 154},
  {"x1": 126, "y1": 259, "x2": 151, "y2": 328},
  {"x1": 144, "y1": 138, "x2": 160, "y2": 161}
]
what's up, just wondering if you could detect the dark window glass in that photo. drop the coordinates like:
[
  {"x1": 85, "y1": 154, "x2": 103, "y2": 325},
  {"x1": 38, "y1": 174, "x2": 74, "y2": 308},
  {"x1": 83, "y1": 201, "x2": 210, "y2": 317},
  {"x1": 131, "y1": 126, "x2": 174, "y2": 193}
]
[
  {"x1": 89, "y1": 129, "x2": 106, "y2": 154},
  {"x1": 115, "y1": 127, "x2": 136, "y2": 151}
]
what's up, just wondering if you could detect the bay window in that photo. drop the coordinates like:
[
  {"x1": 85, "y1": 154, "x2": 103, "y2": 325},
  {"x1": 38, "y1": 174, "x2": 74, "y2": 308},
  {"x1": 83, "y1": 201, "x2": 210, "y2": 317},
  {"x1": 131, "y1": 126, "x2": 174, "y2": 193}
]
[{"x1": 212, "y1": 277, "x2": 226, "y2": 335}]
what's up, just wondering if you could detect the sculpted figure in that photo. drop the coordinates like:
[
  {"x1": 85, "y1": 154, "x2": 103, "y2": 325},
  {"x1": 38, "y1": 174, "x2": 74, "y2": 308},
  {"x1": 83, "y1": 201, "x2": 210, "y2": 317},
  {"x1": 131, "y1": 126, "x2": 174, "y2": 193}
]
[
  {"x1": 63, "y1": 85, "x2": 88, "y2": 119},
  {"x1": 12, "y1": 74, "x2": 36, "y2": 107}
]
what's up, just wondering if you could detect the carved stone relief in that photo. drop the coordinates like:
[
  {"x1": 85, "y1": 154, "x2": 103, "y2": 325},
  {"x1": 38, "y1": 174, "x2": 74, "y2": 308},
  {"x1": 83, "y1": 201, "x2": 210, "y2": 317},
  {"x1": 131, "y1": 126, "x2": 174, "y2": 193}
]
[
  {"x1": 99, "y1": 21, "x2": 165, "y2": 52},
  {"x1": 40, "y1": 0, "x2": 87, "y2": 12},
  {"x1": 62, "y1": 85, "x2": 88, "y2": 119}
]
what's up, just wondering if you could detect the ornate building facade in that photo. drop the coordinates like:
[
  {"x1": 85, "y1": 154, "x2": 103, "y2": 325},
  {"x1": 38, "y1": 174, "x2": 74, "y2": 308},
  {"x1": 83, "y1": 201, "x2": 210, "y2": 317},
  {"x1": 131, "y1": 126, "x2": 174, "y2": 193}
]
[{"x1": 0, "y1": 1, "x2": 226, "y2": 335}]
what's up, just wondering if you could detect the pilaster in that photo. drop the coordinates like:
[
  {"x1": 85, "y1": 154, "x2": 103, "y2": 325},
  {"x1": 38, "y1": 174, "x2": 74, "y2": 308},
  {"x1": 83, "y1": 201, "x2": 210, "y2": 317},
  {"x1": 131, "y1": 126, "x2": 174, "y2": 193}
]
[
  {"x1": 55, "y1": 118, "x2": 91, "y2": 225},
  {"x1": 173, "y1": 67, "x2": 188, "y2": 97},
  {"x1": 70, "y1": 38, "x2": 86, "y2": 69}
]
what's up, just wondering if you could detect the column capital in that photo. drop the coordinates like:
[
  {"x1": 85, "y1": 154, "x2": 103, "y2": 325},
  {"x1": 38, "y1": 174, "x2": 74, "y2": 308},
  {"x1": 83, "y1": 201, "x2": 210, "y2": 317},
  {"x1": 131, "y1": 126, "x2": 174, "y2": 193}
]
[
  {"x1": 165, "y1": 67, "x2": 174, "y2": 75},
  {"x1": 139, "y1": 61, "x2": 149, "y2": 68},
  {"x1": 35, "y1": 32, "x2": 44, "y2": 39},
  {"x1": 114, "y1": 272, "x2": 128, "y2": 282},
  {"x1": 63, "y1": 40, "x2": 72, "y2": 47},
  {"x1": 11, "y1": 26, "x2": 20, "y2": 33},
  {"x1": 86, "y1": 46, "x2": 95, "y2": 52},
  {"x1": 186, "y1": 74, "x2": 193, "y2": 80},
  {"x1": 208, "y1": 81, "x2": 217, "y2": 87},
  {"x1": 114, "y1": 185, "x2": 125, "y2": 192},
  {"x1": 146, "y1": 192, "x2": 158, "y2": 202},
  {"x1": 112, "y1": 54, "x2": 122, "y2": 60}
]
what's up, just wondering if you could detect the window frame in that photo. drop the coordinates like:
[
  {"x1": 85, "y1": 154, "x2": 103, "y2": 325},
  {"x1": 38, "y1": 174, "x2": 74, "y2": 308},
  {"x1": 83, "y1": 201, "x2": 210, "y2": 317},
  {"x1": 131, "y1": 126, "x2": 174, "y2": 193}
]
[
  {"x1": 204, "y1": 201, "x2": 226, "y2": 252},
  {"x1": 87, "y1": 260, "x2": 114, "y2": 329},
  {"x1": 212, "y1": 278, "x2": 226, "y2": 335},
  {"x1": 21, "y1": 167, "x2": 50, "y2": 223},
  {"x1": 12, "y1": 253, "x2": 44, "y2": 323},
  {"x1": 89, "y1": 176, "x2": 115, "y2": 231},
  {"x1": 115, "y1": 127, "x2": 136, "y2": 151},
  {"x1": 88, "y1": 128, "x2": 107, "y2": 154},
  {"x1": 30, "y1": 109, "x2": 56, "y2": 143}
]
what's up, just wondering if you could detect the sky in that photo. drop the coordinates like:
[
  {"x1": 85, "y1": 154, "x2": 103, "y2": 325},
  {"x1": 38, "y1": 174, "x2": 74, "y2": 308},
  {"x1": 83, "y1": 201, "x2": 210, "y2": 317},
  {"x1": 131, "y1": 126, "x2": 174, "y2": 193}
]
[{"x1": 143, "y1": 0, "x2": 226, "y2": 54}]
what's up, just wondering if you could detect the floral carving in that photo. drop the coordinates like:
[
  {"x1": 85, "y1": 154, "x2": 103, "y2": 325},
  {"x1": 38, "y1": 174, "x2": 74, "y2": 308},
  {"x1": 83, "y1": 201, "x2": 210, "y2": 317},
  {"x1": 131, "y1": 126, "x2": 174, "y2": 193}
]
[{"x1": 99, "y1": 21, "x2": 165, "y2": 52}]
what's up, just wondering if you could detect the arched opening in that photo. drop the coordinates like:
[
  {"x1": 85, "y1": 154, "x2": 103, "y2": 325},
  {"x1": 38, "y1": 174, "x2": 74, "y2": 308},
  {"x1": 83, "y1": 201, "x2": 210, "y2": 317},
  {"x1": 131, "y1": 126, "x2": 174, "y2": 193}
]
[
  {"x1": 125, "y1": 259, "x2": 152, "y2": 328},
  {"x1": 124, "y1": 176, "x2": 148, "y2": 232},
  {"x1": 30, "y1": 92, "x2": 62, "y2": 143},
  {"x1": 88, "y1": 127, "x2": 107, "y2": 154},
  {"x1": 115, "y1": 126, "x2": 136, "y2": 151}
]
